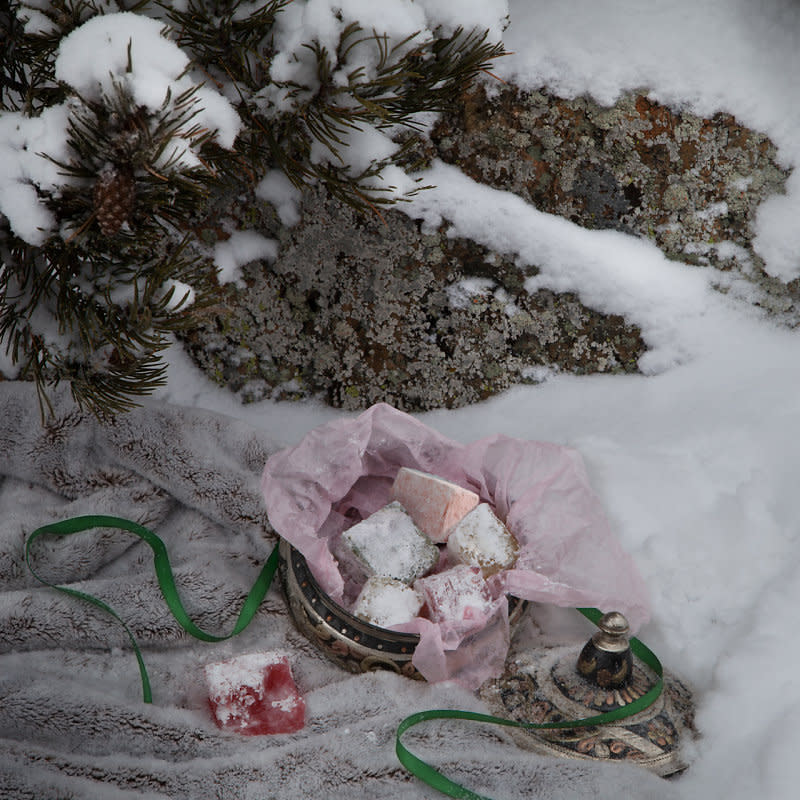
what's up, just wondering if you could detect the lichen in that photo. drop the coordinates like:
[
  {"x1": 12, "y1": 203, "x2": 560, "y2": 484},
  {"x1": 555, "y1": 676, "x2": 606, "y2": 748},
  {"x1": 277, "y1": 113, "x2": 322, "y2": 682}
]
[
  {"x1": 182, "y1": 184, "x2": 645, "y2": 411},
  {"x1": 433, "y1": 84, "x2": 793, "y2": 308}
]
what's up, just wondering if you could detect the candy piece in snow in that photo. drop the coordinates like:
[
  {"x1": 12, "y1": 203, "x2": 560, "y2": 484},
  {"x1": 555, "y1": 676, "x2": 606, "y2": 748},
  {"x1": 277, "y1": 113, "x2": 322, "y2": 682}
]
[
  {"x1": 414, "y1": 565, "x2": 494, "y2": 634},
  {"x1": 341, "y1": 500, "x2": 438, "y2": 584},
  {"x1": 352, "y1": 576, "x2": 424, "y2": 628},
  {"x1": 446, "y1": 503, "x2": 519, "y2": 577},
  {"x1": 205, "y1": 652, "x2": 305, "y2": 735},
  {"x1": 390, "y1": 467, "x2": 479, "y2": 543}
]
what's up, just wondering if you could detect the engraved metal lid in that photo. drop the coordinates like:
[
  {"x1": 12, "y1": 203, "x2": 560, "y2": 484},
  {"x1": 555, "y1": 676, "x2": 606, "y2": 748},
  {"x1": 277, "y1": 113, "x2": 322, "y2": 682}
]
[{"x1": 480, "y1": 611, "x2": 696, "y2": 777}]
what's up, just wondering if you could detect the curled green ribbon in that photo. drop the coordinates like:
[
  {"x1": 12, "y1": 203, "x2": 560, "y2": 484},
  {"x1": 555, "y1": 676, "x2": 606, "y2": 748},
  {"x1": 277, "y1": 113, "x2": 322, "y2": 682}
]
[{"x1": 25, "y1": 514, "x2": 279, "y2": 704}]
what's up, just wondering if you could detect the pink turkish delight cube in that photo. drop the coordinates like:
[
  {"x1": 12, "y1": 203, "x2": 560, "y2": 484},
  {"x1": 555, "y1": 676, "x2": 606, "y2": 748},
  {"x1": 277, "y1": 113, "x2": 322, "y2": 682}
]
[
  {"x1": 391, "y1": 467, "x2": 479, "y2": 543},
  {"x1": 205, "y1": 652, "x2": 305, "y2": 735},
  {"x1": 414, "y1": 565, "x2": 493, "y2": 634}
]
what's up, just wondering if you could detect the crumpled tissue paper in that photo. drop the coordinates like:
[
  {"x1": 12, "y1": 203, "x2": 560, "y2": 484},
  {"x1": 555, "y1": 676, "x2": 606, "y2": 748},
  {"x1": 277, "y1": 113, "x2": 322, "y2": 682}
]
[{"x1": 262, "y1": 403, "x2": 649, "y2": 688}]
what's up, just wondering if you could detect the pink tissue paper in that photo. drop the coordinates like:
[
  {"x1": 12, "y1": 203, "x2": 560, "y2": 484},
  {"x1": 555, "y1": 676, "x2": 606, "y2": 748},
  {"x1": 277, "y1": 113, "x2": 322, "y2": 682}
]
[{"x1": 261, "y1": 403, "x2": 650, "y2": 688}]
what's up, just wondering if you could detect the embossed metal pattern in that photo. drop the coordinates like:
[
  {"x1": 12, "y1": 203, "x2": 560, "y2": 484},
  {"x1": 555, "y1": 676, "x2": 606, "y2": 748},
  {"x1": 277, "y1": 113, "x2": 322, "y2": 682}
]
[
  {"x1": 480, "y1": 646, "x2": 697, "y2": 777},
  {"x1": 279, "y1": 539, "x2": 528, "y2": 679}
]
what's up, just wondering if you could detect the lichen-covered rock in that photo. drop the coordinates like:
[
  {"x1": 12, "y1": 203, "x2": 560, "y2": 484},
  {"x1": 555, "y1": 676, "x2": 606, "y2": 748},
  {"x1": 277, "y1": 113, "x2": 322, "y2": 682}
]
[
  {"x1": 181, "y1": 81, "x2": 794, "y2": 411},
  {"x1": 182, "y1": 184, "x2": 645, "y2": 410},
  {"x1": 433, "y1": 84, "x2": 793, "y2": 308}
]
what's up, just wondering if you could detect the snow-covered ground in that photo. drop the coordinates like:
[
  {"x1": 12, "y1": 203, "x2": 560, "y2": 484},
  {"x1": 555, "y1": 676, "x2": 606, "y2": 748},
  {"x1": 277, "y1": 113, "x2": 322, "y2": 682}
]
[{"x1": 151, "y1": 3, "x2": 800, "y2": 798}]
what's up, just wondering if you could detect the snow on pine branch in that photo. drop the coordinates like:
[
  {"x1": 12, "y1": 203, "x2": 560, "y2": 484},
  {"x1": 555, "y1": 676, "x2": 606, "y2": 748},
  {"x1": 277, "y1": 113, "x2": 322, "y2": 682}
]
[{"x1": 0, "y1": 12, "x2": 240, "y2": 246}]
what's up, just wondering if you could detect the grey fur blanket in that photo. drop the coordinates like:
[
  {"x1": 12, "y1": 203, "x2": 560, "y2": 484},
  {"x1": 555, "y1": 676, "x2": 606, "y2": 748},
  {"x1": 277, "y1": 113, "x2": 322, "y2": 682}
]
[{"x1": 0, "y1": 382, "x2": 677, "y2": 799}]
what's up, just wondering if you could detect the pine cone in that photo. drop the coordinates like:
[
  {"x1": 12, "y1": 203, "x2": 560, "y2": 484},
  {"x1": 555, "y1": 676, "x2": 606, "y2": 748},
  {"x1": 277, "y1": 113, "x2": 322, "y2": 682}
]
[{"x1": 93, "y1": 164, "x2": 135, "y2": 236}]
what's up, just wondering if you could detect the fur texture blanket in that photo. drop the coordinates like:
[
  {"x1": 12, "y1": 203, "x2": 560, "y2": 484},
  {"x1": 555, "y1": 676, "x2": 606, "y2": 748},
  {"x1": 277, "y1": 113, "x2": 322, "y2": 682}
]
[{"x1": 0, "y1": 382, "x2": 677, "y2": 799}]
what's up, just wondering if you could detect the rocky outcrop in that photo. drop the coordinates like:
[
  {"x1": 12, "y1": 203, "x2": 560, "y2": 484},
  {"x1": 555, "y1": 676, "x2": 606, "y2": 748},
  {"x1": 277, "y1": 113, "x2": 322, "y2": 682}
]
[
  {"x1": 183, "y1": 186, "x2": 644, "y2": 410},
  {"x1": 433, "y1": 85, "x2": 792, "y2": 307},
  {"x1": 182, "y1": 83, "x2": 792, "y2": 410}
]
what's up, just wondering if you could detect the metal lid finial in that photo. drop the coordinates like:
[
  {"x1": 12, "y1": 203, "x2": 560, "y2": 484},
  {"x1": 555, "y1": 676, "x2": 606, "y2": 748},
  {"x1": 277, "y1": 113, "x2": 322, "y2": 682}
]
[
  {"x1": 593, "y1": 611, "x2": 631, "y2": 652},
  {"x1": 576, "y1": 610, "x2": 633, "y2": 689}
]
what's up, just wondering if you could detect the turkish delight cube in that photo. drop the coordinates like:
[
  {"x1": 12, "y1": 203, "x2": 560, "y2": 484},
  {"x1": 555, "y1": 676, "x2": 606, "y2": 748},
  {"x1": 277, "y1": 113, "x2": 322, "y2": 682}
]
[
  {"x1": 414, "y1": 565, "x2": 493, "y2": 632},
  {"x1": 352, "y1": 576, "x2": 423, "y2": 628},
  {"x1": 341, "y1": 500, "x2": 438, "y2": 584},
  {"x1": 205, "y1": 652, "x2": 305, "y2": 735},
  {"x1": 391, "y1": 467, "x2": 480, "y2": 543},
  {"x1": 446, "y1": 503, "x2": 519, "y2": 577}
]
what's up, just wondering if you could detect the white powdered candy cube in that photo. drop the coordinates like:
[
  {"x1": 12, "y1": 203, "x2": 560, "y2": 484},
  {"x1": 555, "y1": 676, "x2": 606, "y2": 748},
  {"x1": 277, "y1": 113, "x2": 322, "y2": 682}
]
[
  {"x1": 352, "y1": 576, "x2": 423, "y2": 627},
  {"x1": 391, "y1": 467, "x2": 479, "y2": 543},
  {"x1": 341, "y1": 501, "x2": 439, "y2": 584},
  {"x1": 446, "y1": 503, "x2": 519, "y2": 577},
  {"x1": 414, "y1": 564, "x2": 493, "y2": 632}
]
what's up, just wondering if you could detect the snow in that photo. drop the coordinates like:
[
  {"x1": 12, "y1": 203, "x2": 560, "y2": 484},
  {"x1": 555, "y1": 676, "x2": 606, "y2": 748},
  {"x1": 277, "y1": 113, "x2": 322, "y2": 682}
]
[
  {"x1": 56, "y1": 13, "x2": 240, "y2": 151},
  {"x1": 256, "y1": 170, "x2": 303, "y2": 227},
  {"x1": 6, "y1": 1, "x2": 800, "y2": 797},
  {"x1": 160, "y1": 280, "x2": 196, "y2": 311},
  {"x1": 213, "y1": 231, "x2": 279, "y2": 286},
  {"x1": 0, "y1": 105, "x2": 72, "y2": 245},
  {"x1": 497, "y1": 0, "x2": 800, "y2": 281},
  {"x1": 407, "y1": 160, "x2": 720, "y2": 375},
  {"x1": 0, "y1": 11, "x2": 240, "y2": 246}
]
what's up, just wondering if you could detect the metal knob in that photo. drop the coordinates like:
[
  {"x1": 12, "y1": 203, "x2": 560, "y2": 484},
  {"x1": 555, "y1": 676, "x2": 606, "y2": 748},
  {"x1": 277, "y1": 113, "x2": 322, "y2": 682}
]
[{"x1": 576, "y1": 611, "x2": 634, "y2": 689}]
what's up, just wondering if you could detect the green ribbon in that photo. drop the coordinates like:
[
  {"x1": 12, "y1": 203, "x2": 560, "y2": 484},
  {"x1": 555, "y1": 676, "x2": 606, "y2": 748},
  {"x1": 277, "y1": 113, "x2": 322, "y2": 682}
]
[
  {"x1": 395, "y1": 607, "x2": 664, "y2": 800},
  {"x1": 25, "y1": 514, "x2": 280, "y2": 704}
]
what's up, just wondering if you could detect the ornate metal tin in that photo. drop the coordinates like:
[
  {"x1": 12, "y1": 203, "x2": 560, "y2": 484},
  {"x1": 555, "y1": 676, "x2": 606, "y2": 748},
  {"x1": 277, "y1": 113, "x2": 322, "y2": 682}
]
[
  {"x1": 279, "y1": 539, "x2": 528, "y2": 679},
  {"x1": 281, "y1": 542, "x2": 695, "y2": 776}
]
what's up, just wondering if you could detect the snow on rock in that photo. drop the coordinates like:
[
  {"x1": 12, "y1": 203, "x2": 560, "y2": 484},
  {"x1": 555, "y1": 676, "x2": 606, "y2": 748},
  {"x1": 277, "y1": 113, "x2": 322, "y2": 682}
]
[
  {"x1": 214, "y1": 231, "x2": 279, "y2": 286},
  {"x1": 498, "y1": 0, "x2": 800, "y2": 282},
  {"x1": 406, "y1": 160, "x2": 717, "y2": 375},
  {"x1": 753, "y1": 169, "x2": 800, "y2": 281}
]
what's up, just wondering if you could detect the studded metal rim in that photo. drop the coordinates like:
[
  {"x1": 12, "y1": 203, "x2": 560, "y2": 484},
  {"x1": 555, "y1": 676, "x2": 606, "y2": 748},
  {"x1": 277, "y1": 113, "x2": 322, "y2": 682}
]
[{"x1": 279, "y1": 539, "x2": 528, "y2": 679}]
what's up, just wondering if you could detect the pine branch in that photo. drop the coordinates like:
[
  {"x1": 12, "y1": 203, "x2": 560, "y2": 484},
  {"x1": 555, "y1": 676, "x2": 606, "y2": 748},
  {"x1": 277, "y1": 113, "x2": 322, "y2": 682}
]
[
  {"x1": 2, "y1": 1, "x2": 507, "y2": 418},
  {"x1": 163, "y1": 0, "x2": 290, "y2": 90}
]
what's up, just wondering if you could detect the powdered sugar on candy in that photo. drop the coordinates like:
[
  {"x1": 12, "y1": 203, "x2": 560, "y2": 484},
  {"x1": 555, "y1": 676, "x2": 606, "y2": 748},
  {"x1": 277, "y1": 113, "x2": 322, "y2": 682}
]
[
  {"x1": 260, "y1": 403, "x2": 653, "y2": 687},
  {"x1": 205, "y1": 652, "x2": 305, "y2": 735}
]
